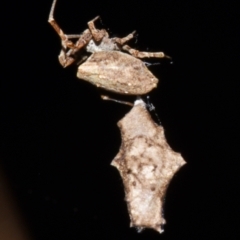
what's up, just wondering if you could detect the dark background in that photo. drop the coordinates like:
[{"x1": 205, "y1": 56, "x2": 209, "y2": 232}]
[{"x1": 1, "y1": 0, "x2": 239, "y2": 239}]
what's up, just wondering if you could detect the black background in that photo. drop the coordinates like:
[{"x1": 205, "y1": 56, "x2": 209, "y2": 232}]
[{"x1": 1, "y1": 0, "x2": 239, "y2": 239}]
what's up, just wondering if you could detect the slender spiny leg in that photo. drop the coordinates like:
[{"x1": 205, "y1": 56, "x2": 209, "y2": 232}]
[
  {"x1": 48, "y1": 0, "x2": 92, "y2": 67},
  {"x1": 65, "y1": 30, "x2": 92, "y2": 61},
  {"x1": 122, "y1": 45, "x2": 171, "y2": 59},
  {"x1": 66, "y1": 34, "x2": 82, "y2": 39},
  {"x1": 113, "y1": 31, "x2": 136, "y2": 45},
  {"x1": 48, "y1": 0, "x2": 75, "y2": 49},
  {"x1": 58, "y1": 49, "x2": 75, "y2": 67},
  {"x1": 87, "y1": 16, "x2": 107, "y2": 42},
  {"x1": 59, "y1": 30, "x2": 93, "y2": 67},
  {"x1": 73, "y1": 29, "x2": 92, "y2": 50},
  {"x1": 101, "y1": 95, "x2": 133, "y2": 106}
]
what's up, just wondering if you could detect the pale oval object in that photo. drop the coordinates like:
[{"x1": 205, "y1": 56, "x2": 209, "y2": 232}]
[{"x1": 77, "y1": 51, "x2": 159, "y2": 95}]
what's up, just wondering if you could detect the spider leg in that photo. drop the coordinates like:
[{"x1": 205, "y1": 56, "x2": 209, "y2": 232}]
[
  {"x1": 58, "y1": 49, "x2": 75, "y2": 68},
  {"x1": 66, "y1": 34, "x2": 82, "y2": 39},
  {"x1": 87, "y1": 16, "x2": 107, "y2": 42},
  {"x1": 113, "y1": 31, "x2": 136, "y2": 45},
  {"x1": 59, "y1": 30, "x2": 93, "y2": 67},
  {"x1": 48, "y1": 0, "x2": 75, "y2": 49},
  {"x1": 101, "y1": 95, "x2": 133, "y2": 107},
  {"x1": 122, "y1": 45, "x2": 171, "y2": 59},
  {"x1": 49, "y1": 0, "x2": 92, "y2": 67}
]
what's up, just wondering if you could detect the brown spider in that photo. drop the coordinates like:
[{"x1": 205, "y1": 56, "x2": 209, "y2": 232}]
[{"x1": 48, "y1": 0, "x2": 171, "y2": 95}]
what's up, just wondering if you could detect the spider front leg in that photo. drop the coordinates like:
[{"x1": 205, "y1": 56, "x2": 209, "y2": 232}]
[
  {"x1": 48, "y1": 0, "x2": 76, "y2": 50},
  {"x1": 49, "y1": 0, "x2": 92, "y2": 67},
  {"x1": 59, "y1": 29, "x2": 93, "y2": 67},
  {"x1": 113, "y1": 31, "x2": 136, "y2": 45},
  {"x1": 122, "y1": 45, "x2": 171, "y2": 59},
  {"x1": 88, "y1": 16, "x2": 108, "y2": 42}
]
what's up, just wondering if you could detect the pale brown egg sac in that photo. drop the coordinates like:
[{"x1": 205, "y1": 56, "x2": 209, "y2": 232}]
[{"x1": 111, "y1": 99, "x2": 186, "y2": 233}]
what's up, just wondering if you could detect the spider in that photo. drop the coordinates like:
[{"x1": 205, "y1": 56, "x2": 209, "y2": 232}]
[{"x1": 48, "y1": 0, "x2": 171, "y2": 95}]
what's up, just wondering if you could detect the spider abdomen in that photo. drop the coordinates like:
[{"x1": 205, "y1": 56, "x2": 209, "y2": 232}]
[{"x1": 77, "y1": 51, "x2": 159, "y2": 95}]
